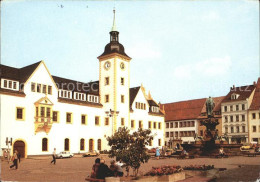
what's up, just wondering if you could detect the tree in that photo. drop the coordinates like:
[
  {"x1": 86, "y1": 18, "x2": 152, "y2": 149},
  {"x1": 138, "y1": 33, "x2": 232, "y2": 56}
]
[{"x1": 107, "y1": 127, "x2": 153, "y2": 177}]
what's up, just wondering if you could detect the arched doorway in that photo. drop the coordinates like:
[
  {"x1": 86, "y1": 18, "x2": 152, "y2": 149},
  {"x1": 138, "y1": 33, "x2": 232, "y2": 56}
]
[{"x1": 13, "y1": 141, "x2": 25, "y2": 158}]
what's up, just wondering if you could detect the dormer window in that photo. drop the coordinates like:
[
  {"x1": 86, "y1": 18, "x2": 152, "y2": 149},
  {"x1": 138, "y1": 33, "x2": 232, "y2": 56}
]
[
  {"x1": 151, "y1": 106, "x2": 159, "y2": 113},
  {"x1": 88, "y1": 94, "x2": 99, "y2": 103},
  {"x1": 231, "y1": 93, "x2": 239, "y2": 100},
  {"x1": 74, "y1": 92, "x2": 86, "y2": 101},
  {"x1": 1, "y1": 79, "x2": 19, "y2": 91},
  {"x1": 59, "y1": 90, "x2": 72, "y2": 99}
]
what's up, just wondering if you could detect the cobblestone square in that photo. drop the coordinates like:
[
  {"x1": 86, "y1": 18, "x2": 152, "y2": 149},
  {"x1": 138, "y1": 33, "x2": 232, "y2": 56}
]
[{"x1": 1, "y1": 155, "x2": 260, "y2": 181}]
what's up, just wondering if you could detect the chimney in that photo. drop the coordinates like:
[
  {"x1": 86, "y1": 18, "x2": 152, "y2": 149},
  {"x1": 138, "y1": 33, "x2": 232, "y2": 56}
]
[
  {"x1": 253, "y1": 81, "x2": 256, "y2": 86},
  {"x1": 233, "y1": 85, "x2": 235, "y2": 89}
]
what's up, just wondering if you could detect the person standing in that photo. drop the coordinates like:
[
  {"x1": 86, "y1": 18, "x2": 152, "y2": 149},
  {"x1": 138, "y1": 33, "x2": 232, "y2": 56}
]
[
  {"x1": 9, "y1": 150, "x2": 18, "y2": 170},
  {"x1": 50, "y1": 148, "x2": 56, "y2": 165},
  {"x1": 156, "y1": 147, "x2": 160, "y2": 160}
]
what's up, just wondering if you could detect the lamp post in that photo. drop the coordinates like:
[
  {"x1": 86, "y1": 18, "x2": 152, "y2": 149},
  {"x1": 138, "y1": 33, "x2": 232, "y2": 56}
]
[
  {"x1": 5, "y1": 137, "x2": 12, "y2": 163},
  {"x1": 105, "y1": 109, "x2": 119, "y2": 135}
]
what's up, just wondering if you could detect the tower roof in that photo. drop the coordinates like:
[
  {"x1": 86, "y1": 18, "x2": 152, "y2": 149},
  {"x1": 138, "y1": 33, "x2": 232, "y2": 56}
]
[{"x1": 98, "y1": 9, "x2": 131, "y2": 60}]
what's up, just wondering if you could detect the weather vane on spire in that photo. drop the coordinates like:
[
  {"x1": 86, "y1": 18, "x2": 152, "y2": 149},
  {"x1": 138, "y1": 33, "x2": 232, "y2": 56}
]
[{"x1": 111, "y1": 7, "x2": 117, "y2": 32}]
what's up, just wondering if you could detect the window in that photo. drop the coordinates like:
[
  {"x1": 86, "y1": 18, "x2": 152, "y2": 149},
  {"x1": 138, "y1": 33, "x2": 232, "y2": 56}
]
[
  {"x1": 105, "y1": 77, "x2": 109, "y2": 85},
  {"x1": 170, "y1": 122, "x2": 173, "y2": 128},
  {"x1": 4, "y1": 80, "x2": 7, "y2": 88},
  {"x1": 13, "y1": 82, "x2": 17, "y2": 89},
  {"x1": 42, "y1": 138, "x2": 48, "y2": 151},
  {"x1": 30, "y1": 82, "x2": 35, "y2": 92},
  {"x1": 252, "y1": 113, "x2": 256, "y2": 119},
  {"x1": 131, "y1": 120, "x2": 135, "y2": 128},
  {"x1": 105, "y1": 117, "x2": 109, "y2": 126},
  {"x1": 36, "y1": 107, "x2": 39, "y2": 117},
  {"x1": 224, "y1": 106, "x2": 227, "y2": 112},
  {"x1": 148, "y1": 121, "x2": 152, "y2": 129},
  {"x1": 236, "y1": 126, "x2": 240, "y2": 133},
  {"x1": 158, "y1": 122, "x2": 161, "y2": 129},
  {"x1": 64, "y1": 138, "x2": 69, "y2": 151},
  {"x1": 187, "y1": 121, "x2": 191, "y2": 127},
  {"x1": 225, "y1": 127, "x2": 228, "y2": 133},
  {"x1": 139, "y1": 121, "x2": 143, "y2": 128},
  {"x1": 166, "y1": 132, "x2": 169, "y2": 138},
  {"x1": 242, "y1": 126, "x2": 245, "y2": 132},
  {"x1": 170, "y1": 132, "x2": 173, "y2": 137},
  {"x1": 175, "y1": 132, "x2": 178, "y2": 138},
  {"x1": 89, "y1": 139, "x2": 94, "y2": 151},
  {"x1": 166, "y1": 123, "x2": 169, "y2": 128},
  {"x1": 37, "y1": 84, "x2": 41, "y2": 93},
  {"x1": 16, "y1": 108, "x2": 24, "y2": 120},
  {"x1": 66, "y1": 113, "x2": 72, "y2": 123},
  {"x1": 81, "y1": 115, "x2": 86, "y2": 125},
  {"x1": 236, "y1": 115, "x2": 239, "y2": 122},
  {"x1": 225, "y1": 116, "x2": 228, "y2": 122},
  {"x1": 8, "y1": 81, "x2": 12, "y2": 88},
  {"x1": 121, "y1": 118, "x2": 125, "y2": 126},
  {"x1": 47, "y1": 107, "x2": 51, "y2": 117},
  {"x1": 41, "y1": 107, "x2": 45, "y2": 117},
  {"x1": 230, "y1": 116, "x2": 233, "y2": 122},
  {"x1": 80, "y1": 139, "x2": 85, "y2": 151},
  {"x1": 242, "y1": 104, "x2": 245, "y2": 110},
  {"x1": 175, "y1": 122, "x2": 178, "y2": 128},
  {"x1": 121, "y1": 77, "x2": 124, "y2": 85},
  {"x1": 105, "y1": 95, "x2": 109, "y2": 103},
  {"x1": 231, "y1": 127, "x2": 234, "y2": 133},
  {"x1": 253, "y1": 126, "x2": 257, "y2": 132},
  {"x1": 191, "y1": 121, "x2": 195, "y2": 127},
  {"x1": 153, "y1": 122, "x2": 157, "y2": 129},
  {"x1": 48, "y1": 86, "x2": 52, "y2": 95},
  {"x1": 180, "y1": 122, "x2": 183, "y2": 127},
  {"x1": 158, "y1": 139, "x2": 161, "y2": 146},
  {"x1": 98, "y1": 139, "x2": 102, "y2": 151},
  {"x1": 242, "y1": 115, "x2": 245, "y2": 121},
  {"x1": 121, "y1": 95, "x2": 125, "y2": 103},
  {"x1": 43, "y1": 85, "x2": 47, "y2": 94},
  {"x1": 95, "y1": 116, "x2": 100, "y2": 125},
  {"x1": 236, "y1": 105, "x2": 239, "y2": 111},
  {"x1": 53, "y1": 111, "x2": 58, "y2": 122},
  {"x1": 230, "y1": 105, "x2": 233, "y2": 111}
]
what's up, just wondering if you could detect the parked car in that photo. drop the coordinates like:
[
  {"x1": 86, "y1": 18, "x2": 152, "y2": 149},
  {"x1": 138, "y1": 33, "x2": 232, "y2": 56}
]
[
  {"x1": 147, "y1": 148, "x2": 156, "y2": 153},
  {"x1": 56, "y1": 151, "x2": 74, "y2": 158},
  {"x1": 82, "y1": 150, "x2": 100, "y2": 157}
]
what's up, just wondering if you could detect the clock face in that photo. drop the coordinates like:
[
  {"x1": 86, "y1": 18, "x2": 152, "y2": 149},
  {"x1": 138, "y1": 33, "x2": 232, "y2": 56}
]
[
  {"x1": 104, "y1": 61, "x2": 111, "y2": 70},
  {"x1": 120, "y1": 62, "x2": 125, "y2": 70}
]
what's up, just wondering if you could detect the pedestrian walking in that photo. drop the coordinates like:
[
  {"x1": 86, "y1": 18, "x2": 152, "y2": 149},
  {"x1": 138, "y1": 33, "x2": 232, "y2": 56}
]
[
  {"x1": 50, "y1": 148, "x2": 56, "y2": 165},
  {"x1": 9, "y1": 150, "x2": 18, "y2": 170},
  {"x1": 17, "y1": 151, "x2": 21, "y2": 163}
]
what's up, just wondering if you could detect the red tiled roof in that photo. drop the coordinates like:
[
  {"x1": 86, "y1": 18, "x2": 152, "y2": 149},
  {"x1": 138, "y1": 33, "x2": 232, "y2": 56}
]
[
  {"x1": 249, "y1": 77, "x2": 260, "y2": 110},
  {"x1": 222, "y1": 85, "x2": 256, "y2": 103},
  {"x1": 162, "y1": 98, "x2": 206, "y2": 121}
]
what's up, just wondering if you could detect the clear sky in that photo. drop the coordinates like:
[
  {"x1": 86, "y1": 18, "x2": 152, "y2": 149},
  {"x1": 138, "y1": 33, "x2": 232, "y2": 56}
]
[{"x1": 1, "y1": 0, "x2": 259, "y2": 103}]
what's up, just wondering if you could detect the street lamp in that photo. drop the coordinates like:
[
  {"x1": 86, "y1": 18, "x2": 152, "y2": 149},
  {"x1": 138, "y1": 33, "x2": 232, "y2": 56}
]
[
  {"x1": 105, "y1": 109, "x2": 119, "y2": 135},
  {"x1": 5, "y1": 137, "x2": 12, "y2": 163}
]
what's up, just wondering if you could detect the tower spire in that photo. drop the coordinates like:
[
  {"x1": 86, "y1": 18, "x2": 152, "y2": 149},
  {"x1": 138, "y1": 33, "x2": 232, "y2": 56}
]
[{"x1": 111, "y1": 7, "x2": 117, "y2": 32}]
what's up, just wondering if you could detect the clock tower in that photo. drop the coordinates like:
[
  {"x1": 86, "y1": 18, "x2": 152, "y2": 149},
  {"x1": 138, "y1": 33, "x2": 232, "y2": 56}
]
[{"x1": 98, "y1": 9, "x2": 131, "y2": 134}]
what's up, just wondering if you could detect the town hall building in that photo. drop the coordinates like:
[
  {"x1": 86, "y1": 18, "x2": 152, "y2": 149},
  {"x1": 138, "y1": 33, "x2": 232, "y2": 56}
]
[{"x1": 0, "y1": 10, "x2": 164, "y2": 158}]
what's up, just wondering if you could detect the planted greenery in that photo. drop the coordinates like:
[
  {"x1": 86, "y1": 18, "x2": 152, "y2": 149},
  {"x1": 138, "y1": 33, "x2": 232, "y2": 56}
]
[{"x1": 107, "y1": 127, "x2": 153, "y2": 177}]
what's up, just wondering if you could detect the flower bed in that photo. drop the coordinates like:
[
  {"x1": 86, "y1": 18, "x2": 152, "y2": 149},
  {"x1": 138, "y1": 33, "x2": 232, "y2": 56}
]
[
  {"x1": 183, "y1": 164, "x2": 214, "y2": 171},
  {"x1": 183, "y1": 165, "x2": 219, "y2": 179},
  {"x1": 144, "y1": 165, "x2": 183, "y2": 176}
]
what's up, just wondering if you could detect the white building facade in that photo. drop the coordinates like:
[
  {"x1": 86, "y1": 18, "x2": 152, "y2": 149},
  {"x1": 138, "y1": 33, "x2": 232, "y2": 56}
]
[
  {"x1": 0, "y1": 12, "x2": 164, "y2": 157},
  {"x1": 221, "y1": 85, "x2": 256, "y2": 144}
]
